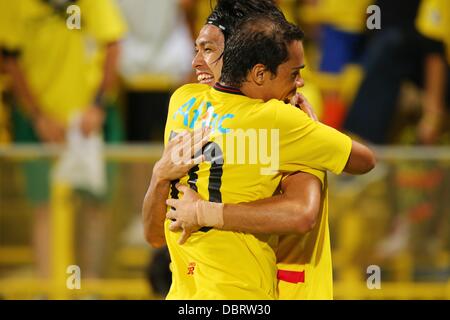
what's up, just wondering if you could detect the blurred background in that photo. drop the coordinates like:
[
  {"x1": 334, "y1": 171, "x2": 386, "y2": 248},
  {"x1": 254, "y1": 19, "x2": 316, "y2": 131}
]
[{"x1": 0, "y1": 0, "x2": 449, "y2": 299}]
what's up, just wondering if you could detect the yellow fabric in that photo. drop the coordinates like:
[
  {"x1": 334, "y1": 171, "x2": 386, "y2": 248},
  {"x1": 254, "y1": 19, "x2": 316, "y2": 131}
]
[
  {"x1": 164, "y1": 84, "x2": 352, "y2": 299},
  {"x1": 277, "y1": 169, "x2": 334, "y2": 300},
  {"x1": 416, "y1": 0, "x2": 450, "y2": 63},
  {"x1": 313, "y1": 0, "x2": 373, "y2": 33},
  {"x1": 0, "y1": 0, "x2": 126, "y2": 124}
]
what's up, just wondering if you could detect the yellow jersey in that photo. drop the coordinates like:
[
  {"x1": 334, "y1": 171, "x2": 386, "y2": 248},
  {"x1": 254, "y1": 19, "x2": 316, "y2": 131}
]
[
  {"x1": 164, "y1": 83, "x2": 352, "y2": 299},
  {"x1": 416, "y1": 0, "x2": 450, "y2": 64},
  {"x1": 0, "y1": 0, "x2": 126, "y2": 124},
  {"x1": 277, "y1": 170, "x2": 333, "y2": 300}
]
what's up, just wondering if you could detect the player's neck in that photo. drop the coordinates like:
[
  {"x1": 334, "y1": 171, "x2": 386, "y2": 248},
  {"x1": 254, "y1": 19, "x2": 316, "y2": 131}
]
[{"x1": 240, "y1": 82, "x2": 266, "y2": 101}]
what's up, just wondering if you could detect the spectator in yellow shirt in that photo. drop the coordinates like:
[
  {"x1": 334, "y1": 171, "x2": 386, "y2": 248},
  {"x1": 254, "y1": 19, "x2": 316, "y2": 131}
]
[{"x1": 0, "y1": 0, "x2": 126, "y2": 278}]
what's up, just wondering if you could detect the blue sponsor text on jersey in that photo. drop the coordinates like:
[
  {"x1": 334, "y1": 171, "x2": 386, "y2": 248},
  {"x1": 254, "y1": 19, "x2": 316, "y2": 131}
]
[{"x1": 173, "y1": 97, "x2": 235, "y2": 134}]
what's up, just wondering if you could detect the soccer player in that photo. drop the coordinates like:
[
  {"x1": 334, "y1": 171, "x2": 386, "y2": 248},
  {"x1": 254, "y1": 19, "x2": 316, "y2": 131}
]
[
  {"x1": 145, "y1": 0, "x2": 374, "y2": 300},
  {"x1": 143, "y1": 12, "x2": 375, "y2": 299},
  {"x1": 158, "y1": 2, "x2": 374, "y2": 299}
]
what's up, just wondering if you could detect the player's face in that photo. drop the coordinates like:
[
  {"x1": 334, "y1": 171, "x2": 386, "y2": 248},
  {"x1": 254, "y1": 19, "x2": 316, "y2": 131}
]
[
  {"x1": 192, "y1": 25, "x2": 225, "y2": 86},
  {"x1": 264, "y1": 40, "x2": 305, "y2": 102}
]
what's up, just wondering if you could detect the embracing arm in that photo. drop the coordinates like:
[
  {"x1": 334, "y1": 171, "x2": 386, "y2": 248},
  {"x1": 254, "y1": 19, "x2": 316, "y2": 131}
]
[
  {"x1": 221, "y1": 172, "x2": 321, "y2": 234},
  {"x1": 167, "y1": 171, "x2": 322, "y2": 244},
  {"x1": 279, "y1": 94, "x2": 376, "y2": 176},
  {"x1": 142, "y1": 166, "x2": 171, "y2": 248},
  {"x1": 142, "y1": 128, "x2": 210, "y2": 248}
]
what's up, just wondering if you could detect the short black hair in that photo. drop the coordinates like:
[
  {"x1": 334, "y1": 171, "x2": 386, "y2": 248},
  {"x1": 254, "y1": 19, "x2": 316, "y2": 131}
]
[
  {"x1": 220, "y1": 14, "x2": 305, "y2": 88},
  {"x1": 206, "y1": 0, "x2": 286, "y2": 42}
]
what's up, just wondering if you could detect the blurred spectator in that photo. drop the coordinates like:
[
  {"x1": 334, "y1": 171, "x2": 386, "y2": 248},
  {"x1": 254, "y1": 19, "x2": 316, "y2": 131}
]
[
  {"x1": 277, "y1": 0, "x2": 325, "y2": 119},
  {"x1": 342, "y1": 0, "x2": 449, "y2": 272},
  {"x1": 0, "y1": 5, "x2": 10, "y2": 144},
  {"x1": 344, "y1": 0, "x2": 449, "y2": 145},
  {"x1": 311, "y1": 0, "x2": 372, "y2": 129},
  {"x1": 415, "y1": 0, "x2": 449, "y2": 144},
  {"x1": 0, "y1": 0, "x2": 126, "y2": 278},
  {"x1": 0, "y1": 74, "x2": 9, "y2": 144},
  {"x1": 116, "y1": 0, "x2": 197, "y2": 142}
]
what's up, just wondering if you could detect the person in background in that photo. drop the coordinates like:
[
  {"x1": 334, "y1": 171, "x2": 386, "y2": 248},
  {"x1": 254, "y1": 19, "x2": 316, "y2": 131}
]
[
  {"x1": 344, "y1": 0, "x2": 449, "y2": 144},
  {"x1": 415, "y1": 0, "x2": 449, "y2": 144},
  {"x1": 0, "y1": 0, "x2": 126, "y2": 279},
  {"x1": 344, "y1": 0, "x2": 449, "y2": 271},
  {"x1": 310, "y1": 0, "x2": 372, "y2": 130},
  {"x1": 116, "y1": 0, "x2": 198, "y2": 142}
]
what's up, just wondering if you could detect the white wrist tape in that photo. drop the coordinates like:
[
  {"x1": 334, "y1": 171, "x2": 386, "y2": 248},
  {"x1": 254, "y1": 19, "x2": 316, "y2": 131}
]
[{"x1": 196, "y1": 200, "x2": 224, "y2": 228}]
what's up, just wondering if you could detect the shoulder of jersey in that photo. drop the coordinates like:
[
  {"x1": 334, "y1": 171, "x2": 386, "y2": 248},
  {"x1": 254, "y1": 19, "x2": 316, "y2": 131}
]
[
  {"x1": 263, "y1": 98, "x2": 291, "y2": 110},
  {"x1": 173, "y1": 83, "x2": 210, "y2": 96},
  {"x1": 264, "y1": 98, "x2": 312, "y2": 120}
]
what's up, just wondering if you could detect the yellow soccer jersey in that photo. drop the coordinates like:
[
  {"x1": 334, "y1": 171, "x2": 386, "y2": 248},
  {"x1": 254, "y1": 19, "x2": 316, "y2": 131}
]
[
  {"x1": 0, "y1": 0, "x2": 126, "y2": 124},
  {"x1": 164, "y1": 83, "x2": 352, "y2": 300},
  {"x1": 276, "y1": 169, "x2": 333, "y2": 300},
  {"x1": 416, "y1": 0, "x2": 450, "y2": 64}
]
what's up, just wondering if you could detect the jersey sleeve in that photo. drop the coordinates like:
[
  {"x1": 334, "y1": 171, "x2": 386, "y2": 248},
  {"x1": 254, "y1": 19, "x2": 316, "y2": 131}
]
[
  {"x1": 282, "y1": 166, "x2": 326, "y2": 189},
  {"x1": 274, "y1": 101, "x2": 352, "y2": 175}
]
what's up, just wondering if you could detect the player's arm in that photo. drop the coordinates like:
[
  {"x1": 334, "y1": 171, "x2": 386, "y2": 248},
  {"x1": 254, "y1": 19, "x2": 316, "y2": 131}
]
[
  {"x1": 167, "y1": 171, "x2": 322, "y2": 244},
  {"x1": 143, "y1": 128, "x2": 209, "y2": 248},
  {"x1": 221, "y1": 171, "x2": 322, "y2": 234},
  {"x1": 293, "y1": 95, "x2": 375, "y2": 174},
  {"x1": 276, "y1": 101, "x2": 376, "y2": 176},
  {"x1": 143, "y1": 170, "x2": 171, "y2": 248},
  {"x1": 343, "y1": 140, "x2": 376, "y2": 175}
]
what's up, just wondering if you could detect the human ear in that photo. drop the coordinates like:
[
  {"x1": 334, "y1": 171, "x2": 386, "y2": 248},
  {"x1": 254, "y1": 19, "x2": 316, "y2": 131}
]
[{"x1": 250, "y1": 64, "x2": 267, "y2": 86}]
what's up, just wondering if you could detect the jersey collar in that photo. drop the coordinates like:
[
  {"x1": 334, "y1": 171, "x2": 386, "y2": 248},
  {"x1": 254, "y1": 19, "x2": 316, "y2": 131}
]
[{"x1": 213, "y1": 83, "x2": 245, "y2": 96}]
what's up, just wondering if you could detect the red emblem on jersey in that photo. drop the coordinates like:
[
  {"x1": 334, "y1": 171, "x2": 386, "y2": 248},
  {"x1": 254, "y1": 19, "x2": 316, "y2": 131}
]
[{"x1": 187, "y1": 262, "x2": 196, "y2": 275}]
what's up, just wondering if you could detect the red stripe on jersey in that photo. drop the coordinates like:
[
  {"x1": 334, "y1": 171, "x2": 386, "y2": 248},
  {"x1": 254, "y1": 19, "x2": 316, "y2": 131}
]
[{"x1": 277, "y1": 269, "x2": 305, "y2": 284}]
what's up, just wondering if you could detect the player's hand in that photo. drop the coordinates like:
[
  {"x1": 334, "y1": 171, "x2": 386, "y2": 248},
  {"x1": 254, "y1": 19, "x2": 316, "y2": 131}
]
[
  {"x1": 153, "y1": 127, "x2": 211, "y2": 182},
  {"x1": 291, "y1": 93, "x2": 318, "y2": 121},
  {"x1": 166, "y1": 184, "x2": 203, "y2": 245},
  {"x1": 80, "y1": 105, "x2": 105, "y2": 137},
  {"x1": 33, "y1": 114, "x2": 66, "y2": 143}
]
